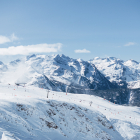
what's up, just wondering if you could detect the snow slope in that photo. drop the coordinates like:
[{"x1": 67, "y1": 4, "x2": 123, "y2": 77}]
[
  {"x1": 89, "y1": 57, "x2": 140, "y2": 89},
  {"x1": 0, "y1": 83, "x2": 140, "y2": 140}
]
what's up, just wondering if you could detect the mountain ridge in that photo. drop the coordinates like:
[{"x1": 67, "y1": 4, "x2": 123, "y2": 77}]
[
  {"x1": 0, "y1": 54, "x2": 140, "y2": 106},
  {"x1": 89, "y1": 56, "x2": 140, "y2": 89},
  {"x1": 0, "y1": 54, "x2": 117, "y2": 90}
]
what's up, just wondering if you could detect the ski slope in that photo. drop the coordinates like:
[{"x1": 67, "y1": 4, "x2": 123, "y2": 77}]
[{"x1": 0, "y1": 83, "x2": 140, "y2": 140}]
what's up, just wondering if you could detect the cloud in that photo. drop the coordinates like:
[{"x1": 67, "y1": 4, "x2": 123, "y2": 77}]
[
  {"x1": 124, "y1": 42, "x2": 136, "y2": 46},
  {"x1": 74, "y1": 49, "x2": 90, "y2": 53},
  {"x1": 0, "y1": 33, "x2": 18, "y2": 44},
  {"x1": 0, "y1": 36, "x2": 11, "y2": 44},
  {"x1": 10, "y1": 33, "x2": 18, "y2": 41},
  {"x1": 0, "y1": 43, "x2": 62, "y2": 55}
]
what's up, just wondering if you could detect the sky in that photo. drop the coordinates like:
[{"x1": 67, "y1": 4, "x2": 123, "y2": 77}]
[{"x1": 0, "y1": 0, "x2": 140, "y2": 63}]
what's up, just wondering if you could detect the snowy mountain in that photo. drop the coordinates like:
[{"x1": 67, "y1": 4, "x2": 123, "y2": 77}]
[
  {"x1": 89, "y1": 57, "x2": 140, "y2": 89},
  {"x1": 0, "y1": 54, "x2": 116, "y2": 93},
  {"x1": 0, "y1": 61, "x2": 7, "y2": 72},
  {"x1": 0, "y1": 55, "x2": 140, "y2": 139},
  {"x1": 0, "y1": 83, "x2": 140, "y2": 140},
  {"x1": 1, "y1": 54, "x2": 140, "y2": 107}
]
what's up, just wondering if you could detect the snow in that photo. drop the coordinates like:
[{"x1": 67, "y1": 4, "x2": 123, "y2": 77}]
[
  {"x1": 0, "y1": 83, "x2": 140, "y2": 140},
  {"x1": 89, "y1": 57, "x2": 140, "y2": 88},
  {"x1": 1, "y1": 54, "x2": 140, "y2": 90},
  {"x1": 0, "y1": 54, "x2": 140, "y2": 139},
  {"x1": 0, "y1": 54, "x2": 115, "y2": 93}
]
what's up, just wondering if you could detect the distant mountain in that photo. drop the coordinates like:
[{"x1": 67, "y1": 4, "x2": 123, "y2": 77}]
[
  {"x1": 1, "y1": 54, "x2": 140, "y2": 106},
  {"x1": 89, "y1": 57, "x2": 140, "y2": 89},
  {"x1": 0, "y1": 54, "x2": 117, "y2": 93},
  {"x1": 0, "y1": 61, "x2": 7, "y2": 72}
]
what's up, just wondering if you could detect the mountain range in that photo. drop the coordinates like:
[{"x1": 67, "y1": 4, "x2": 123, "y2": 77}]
[
  {"x1": 89, "y1": 57, "x2": 140, "y2": 89},
  {"x1": 0, "y1": 54, "x2": 140, "y2": 106}
]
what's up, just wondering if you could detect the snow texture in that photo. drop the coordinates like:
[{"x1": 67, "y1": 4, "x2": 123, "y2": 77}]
[
  {"x1": 0, "y1": 54, "x2": 140, "y2": 107},
  {"x1": 0, "y1": 54, "x2": 116, "y2": 92},
  {"x1": 89, "y1": 57, "x2": 140, "y2": 89},
  {"x1": 0, "y1": 83, "x2": 140, "y2": 140}
]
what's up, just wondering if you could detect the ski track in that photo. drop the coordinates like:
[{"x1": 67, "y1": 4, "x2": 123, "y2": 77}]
[{"x1": 0, "y1": 83, "x2": 140, "y2": 140}]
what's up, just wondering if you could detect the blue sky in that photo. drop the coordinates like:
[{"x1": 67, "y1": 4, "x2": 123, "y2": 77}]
[{"x1": 0, "y1": 0, "x2": 140, "y2": 63}]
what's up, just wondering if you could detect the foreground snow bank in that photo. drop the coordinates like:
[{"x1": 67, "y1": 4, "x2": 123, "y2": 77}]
[{"x1": 0, "y1": 83, "x2": 140, "y2": 140}]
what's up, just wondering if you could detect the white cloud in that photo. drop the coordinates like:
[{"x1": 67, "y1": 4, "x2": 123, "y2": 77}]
[
  {"x1": 124, "y1": 42, "x2": 136, "y2": 46},
  {"x1": 0, "y1": 43, "x2": 62, "y2": 55},
  {"x1": 10, "y1": 33, "x2": 18, "y2": 41},
  {"x1": 0, "y1": 36, "x2": 11, "y2": 44},
  {"x1": 0, "y1": 33, "x2": 18, "y2": 44},
  {"x1": 74, "y1": 49, "x2": 90, "y2": 53}
]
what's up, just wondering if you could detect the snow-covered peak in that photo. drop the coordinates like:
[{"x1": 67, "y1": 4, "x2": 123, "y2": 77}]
[
  {"x1": 9, "y1": 59, "x2": 22, "y2": 66},
  {"x1": 90, "y1": 57, "x2": 140, "y2": 88},
  {"x1": 0, "y1": 61, "x2": 7, "y2": 72},
  {"x1": 89, "y1": 57, "x2": 121, "y2": 67},
  {"x1": 94, "y1": 57, "x2": 100, "y2": 60},
  {"x1": 26, "y1": 54, "x2": 37, "y2": 61},
  {"x1": 0, "y1": 61, "x2": 4, "y2": 65},
  {"x1": 53, "y1": 54, "x2": 71, "y2": 66},
  {"x1": 77, "y1": 58, "x2": 83, "y2": 62},
  {"x1": 0, "y1": 54, "x2": 116, "y2": 91},
  {"x1": 124, "y1": 59, "x2": 139, "y2": 66}
]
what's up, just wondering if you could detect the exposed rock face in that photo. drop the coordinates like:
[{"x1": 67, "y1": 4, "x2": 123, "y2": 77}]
[{"x1": 129, "y1": 88, "x2": 140, "y2": 106}]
